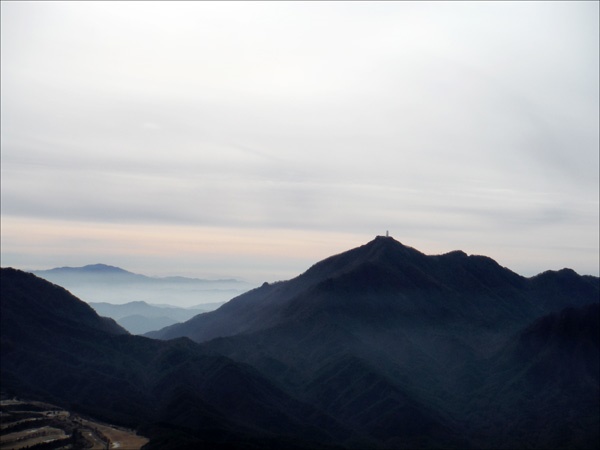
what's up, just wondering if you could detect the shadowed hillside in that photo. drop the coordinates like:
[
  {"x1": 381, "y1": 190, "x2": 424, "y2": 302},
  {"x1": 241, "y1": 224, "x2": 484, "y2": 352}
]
[
  {"x1": 468, "y1": 303, "x2": 600, "y2": 449},
  {"x1": 3, "y1": 236, "x2": 599, "y2": 449},
  {"x1": 148, "y1": 236, "x2": 599, "y2": 448},
  {"x1": 0, "y1": 268, "x2": 355, "y2": 450},
  {"x1": 149, "y1": 237, "x2": 597, "y2": 345}
]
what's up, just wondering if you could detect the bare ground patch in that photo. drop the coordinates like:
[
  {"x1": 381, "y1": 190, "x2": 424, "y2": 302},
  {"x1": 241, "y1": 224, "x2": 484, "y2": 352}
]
[{"x1": 0, "y1": 399, "x2": 148, "y2": 450}]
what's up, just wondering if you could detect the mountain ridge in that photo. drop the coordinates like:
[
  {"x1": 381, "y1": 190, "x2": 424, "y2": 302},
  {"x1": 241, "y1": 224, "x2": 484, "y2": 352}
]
[
  {"x1": 33, "y1": 263, "x2": 246, "y2": 284},
  {"x1": 3, "y1": 236, "x2": 598, "y2": 449},
  {"x1": 0, "y1": 268, "x2": 358, "y2": 449},
  {"x1": 145, "y1": 236, "x2": 598, "y2": 448},
  {"x1": 1, "y1": 267, "x2": 127, "y2": 336},
  {"x1": 88, "y1": 301, "x2": 217, "y2": 334},
  {"x1": 148, "y1": 236, "x2": 596, "y2": 343}
]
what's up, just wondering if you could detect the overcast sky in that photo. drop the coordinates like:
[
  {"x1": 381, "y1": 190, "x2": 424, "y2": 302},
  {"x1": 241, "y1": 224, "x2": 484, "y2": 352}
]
[{"x1": 1, "y1": 1, "x2": 598, "y2": 282}]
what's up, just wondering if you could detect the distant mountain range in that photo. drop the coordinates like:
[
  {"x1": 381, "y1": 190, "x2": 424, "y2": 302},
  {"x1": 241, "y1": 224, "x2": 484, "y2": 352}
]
[
  {"x1": 2, "y1": 236, "x2": 599, "y2": 449},
  {"x1": 31, "y1": 264, "x2": 255, "y2": 308},
  {"x1": 89, "y1": 301, "x2": 223, "y2": 335},
  {"x1": 35, "y1": 263, "x2": 241, "y2": 283}
]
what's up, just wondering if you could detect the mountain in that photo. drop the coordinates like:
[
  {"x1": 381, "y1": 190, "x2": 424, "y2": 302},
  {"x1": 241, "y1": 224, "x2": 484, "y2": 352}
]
[
  {"x1": 149, "y1": 236, "x2": 596, "y2": 343},
  {"x1": 115, "y1": 314, "x2": 179, "y2": 335},
  {"x1": 148, "y1": 236, "x2": 599, "y2": 448},
  {"x1": 469, "y1": 303, "x2": 600, "y2": 449},
  {"x1": 1, "y1": 267, "x2": 128, "y2": 337},
  {"x1": 0, "y1": 268, "x2": 357, "y2": 449},
  {"x1": 89, "y1": 300, "x2": 207, "y2": 321},
  {"x1": 89, "y1": 301, "x2": 213, "y2": 334},
  {"x1": 4, "y1": 237, "x2": 598, "y2": 449},
  {"x1": 31, "y1": 264, "x2": 255, "y2": 307},
  {"x1": 34, "y1": 263, "x2": 145, "y2": 281},
  {"x1": 45, "y1": 263, "x2": 133, "y2": 273}
]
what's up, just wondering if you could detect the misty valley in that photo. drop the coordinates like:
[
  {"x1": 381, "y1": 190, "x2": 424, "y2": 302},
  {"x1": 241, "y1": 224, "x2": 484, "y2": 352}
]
[{"x1": 1, "y1": 236, "x2": 598, "y2": 449}]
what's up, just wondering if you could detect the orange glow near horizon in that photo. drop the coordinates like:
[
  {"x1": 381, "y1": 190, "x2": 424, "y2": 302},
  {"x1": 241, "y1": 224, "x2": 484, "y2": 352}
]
[
  {"x1": 2, "y1": 215, "x2": 599, "y2": 281},
  {"x1": 0, "y1": 215, "x2": 368, "y2": 280}
]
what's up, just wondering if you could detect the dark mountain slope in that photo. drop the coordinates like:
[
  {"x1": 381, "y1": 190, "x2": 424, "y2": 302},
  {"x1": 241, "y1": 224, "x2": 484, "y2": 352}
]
[
  {"x1": 0, "y1": 268, "x2": 353, "y2": 449},
  {"x1": 469, "y1": 303, "x2": 600, "y2": 449},
  {"x1": 1, "y1": 268, "x2": 127, "y2": 336},
  {"x1": 528, "y1": 268, "x2": 600, "y2": 311},
  {"x1": 204, "y1": 319, "x2": 472, "y2": 449},
  {"x1": 148, "y1": 236, "x2": 599, "y2": 449},
  {"x1": 203, "y1": 308, "x2": 482, "y2": 448},
  {"x1": 149, "y1": 238, "x2": 435, "y2": 341},
  {"x1": 149, "y1": 236, "x2": 597, "y2": 345},
  {"x1": 303, "y1": 354, "x2": 469, "y2": 449}
]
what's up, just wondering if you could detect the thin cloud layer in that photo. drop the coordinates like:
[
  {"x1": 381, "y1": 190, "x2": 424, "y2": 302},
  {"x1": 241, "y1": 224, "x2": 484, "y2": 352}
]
[{"x1": 1, "y1": 1, "x2": 598, "y2": 280}]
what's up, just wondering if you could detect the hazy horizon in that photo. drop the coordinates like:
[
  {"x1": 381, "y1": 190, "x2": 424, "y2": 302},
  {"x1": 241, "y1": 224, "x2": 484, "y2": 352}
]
[
  {"x1": 7, "y1": 231, "x2": 599, "y2": 284},
  {"x1": 2, "y1": 1, "x2": 598, "y2": 282}
]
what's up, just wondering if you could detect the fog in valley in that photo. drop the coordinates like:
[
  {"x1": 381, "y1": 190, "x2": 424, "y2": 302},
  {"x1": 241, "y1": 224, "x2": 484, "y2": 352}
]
[
  {"x1": 29, "y1": 264, "x2": 255, "y2": 334},
  {"x1": 31, "y1": 264, "x2": 255, "y2": 308}
]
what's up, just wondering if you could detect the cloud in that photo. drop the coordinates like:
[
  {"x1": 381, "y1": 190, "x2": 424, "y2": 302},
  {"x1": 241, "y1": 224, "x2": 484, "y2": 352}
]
[{"x1": 1, "y1": 1, "x2": 598, "y2": 279}]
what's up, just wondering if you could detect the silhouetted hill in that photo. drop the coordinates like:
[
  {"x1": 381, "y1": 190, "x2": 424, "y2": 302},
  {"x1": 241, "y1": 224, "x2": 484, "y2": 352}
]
[
  {"x1": 0, "y1": 268, "x2": 354, "y2": 449},
  {"x1": 1, "y1": 268, "x2": 127, "y2": 336},
  {"x1": 4, "y1": 236, "x2": 599, "y2": 449},
  {"x1": 147, "y1": 236, "x2": 599, "y2": 448},
  {"x1": 149, "y1": 236, "x2": 595, "y2": 343}
]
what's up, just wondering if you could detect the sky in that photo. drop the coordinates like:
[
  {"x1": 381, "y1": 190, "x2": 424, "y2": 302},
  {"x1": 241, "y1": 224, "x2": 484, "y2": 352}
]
[{"x1": 1, "y1": 1, "x2": 599, "y2": 283}]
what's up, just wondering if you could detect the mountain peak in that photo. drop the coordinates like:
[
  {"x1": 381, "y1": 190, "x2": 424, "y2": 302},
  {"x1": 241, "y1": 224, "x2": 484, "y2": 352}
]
[
  {"x1": 366, "y1": 234, "x2": 416, "y2": 249},
  {"x1": 362, "y1": 235, "x2": 426, "y2": 261},
  {"x1": 369, "y1": 234, "x2": 399, "y2": 249},
  {"x1": 79, "y1": 264, "x2": 130, "y2": 273},
  {"x1": 41, "y1": 263, "x2": 132, "y2": 274},
  {"x1": 373, "y1": 234, "x2": 395, "y2": 241},
  {"x1": 296, "y1": 235, "x2": 424, "y2": 284}
]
